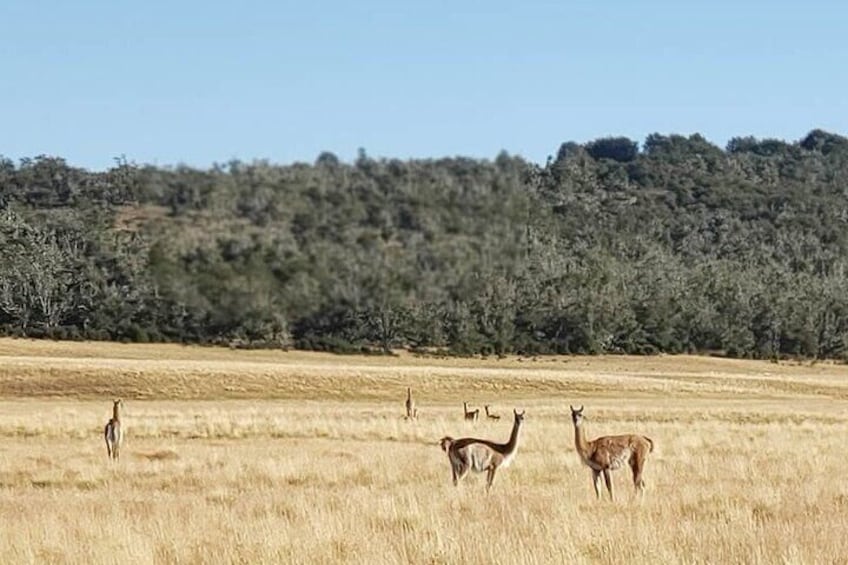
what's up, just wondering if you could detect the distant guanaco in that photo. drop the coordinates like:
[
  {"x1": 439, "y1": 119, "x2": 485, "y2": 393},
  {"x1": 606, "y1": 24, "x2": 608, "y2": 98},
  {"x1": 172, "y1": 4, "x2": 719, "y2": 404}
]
[
  {"x1": 485, "y1": 405, "x2": 500, "y2": 420},
  {"x1": 463, "y1": 401, "x2": 479, "y2": 422},
  {"x1": 570, "y1": 405, "x2": 654, "y2": 500},
  {"x1": 104, "y1": 399, "x2": 124, "y2": 461},
  {"x1": 405, "y1": 387, "x2": 418, "y2": 419},
  {"x1": 439, "y1": 409, "x2": 525, "y2": 490}
]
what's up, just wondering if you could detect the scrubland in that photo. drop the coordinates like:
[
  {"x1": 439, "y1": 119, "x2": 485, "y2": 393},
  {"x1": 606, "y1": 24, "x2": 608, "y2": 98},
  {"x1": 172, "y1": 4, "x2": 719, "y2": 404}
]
[{"x1": 1, "y1": 338, "x2": 847, "y2": 564}]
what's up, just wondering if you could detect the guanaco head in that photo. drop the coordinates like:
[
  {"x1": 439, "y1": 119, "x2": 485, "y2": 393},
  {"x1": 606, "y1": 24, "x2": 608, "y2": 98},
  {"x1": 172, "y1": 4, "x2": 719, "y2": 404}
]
[
  {"x1": 111, "y1": 398, "x2": 123, "y2": 420},
  {"x1": 513, "y1": 409, "x2": 526, "y2": 424},
  {"x1": 438, "y1": 436, "x2": 454, "y2": 452},
  {"x1": 570, "y1": 405, "x2": 584, "y2": 426}
]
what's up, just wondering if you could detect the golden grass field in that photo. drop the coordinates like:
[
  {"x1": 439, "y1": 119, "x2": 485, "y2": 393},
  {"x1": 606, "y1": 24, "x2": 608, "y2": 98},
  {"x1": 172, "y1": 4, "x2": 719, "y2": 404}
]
[{"x1": 1, "y1": 338, "x2": 847, "y2": 564}]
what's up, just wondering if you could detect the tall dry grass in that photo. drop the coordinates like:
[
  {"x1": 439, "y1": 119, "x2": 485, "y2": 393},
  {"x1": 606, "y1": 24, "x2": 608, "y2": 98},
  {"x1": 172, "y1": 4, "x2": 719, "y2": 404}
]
[{"x1": 1, "y1": 338, "x2": 847, "y2": 563}]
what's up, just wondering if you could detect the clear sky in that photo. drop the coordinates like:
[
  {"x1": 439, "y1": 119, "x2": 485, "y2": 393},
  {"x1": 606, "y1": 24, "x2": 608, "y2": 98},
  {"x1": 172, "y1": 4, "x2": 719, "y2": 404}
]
[{"x1": 2, "y1": 1, "x2": 846, "y2": 170}]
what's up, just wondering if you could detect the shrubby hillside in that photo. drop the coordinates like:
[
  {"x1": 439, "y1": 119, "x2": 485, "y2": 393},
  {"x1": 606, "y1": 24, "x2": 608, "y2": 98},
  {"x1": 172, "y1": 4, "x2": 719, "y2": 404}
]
[{"x1": 3, "y1": 129, "x2": 848, "y2": 358}]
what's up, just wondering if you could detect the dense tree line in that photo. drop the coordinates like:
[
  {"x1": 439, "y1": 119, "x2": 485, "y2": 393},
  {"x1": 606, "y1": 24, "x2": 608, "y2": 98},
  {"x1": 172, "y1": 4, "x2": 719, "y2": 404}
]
[{"x1": 3, "y1": 129, "x2": 848, "y2": 359}]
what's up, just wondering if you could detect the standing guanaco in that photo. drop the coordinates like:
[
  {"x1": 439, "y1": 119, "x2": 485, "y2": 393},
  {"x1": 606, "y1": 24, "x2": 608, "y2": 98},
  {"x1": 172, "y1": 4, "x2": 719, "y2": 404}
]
[
  {"x1": 104, "y1": 399, "x2": 124, "y2": 461},
  {"x1": 570, "y1": 405, "x2": 653, "y2": 500},
  {"x1": 440, "y1": 409, "x2": 526, "y2": 490}
]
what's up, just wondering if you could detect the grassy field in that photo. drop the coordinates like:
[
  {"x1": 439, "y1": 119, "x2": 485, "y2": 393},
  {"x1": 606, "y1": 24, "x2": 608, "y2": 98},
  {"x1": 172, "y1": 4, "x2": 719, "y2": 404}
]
[{"x1": 1, "y1": 338, "x2": 847, "y2": 564}]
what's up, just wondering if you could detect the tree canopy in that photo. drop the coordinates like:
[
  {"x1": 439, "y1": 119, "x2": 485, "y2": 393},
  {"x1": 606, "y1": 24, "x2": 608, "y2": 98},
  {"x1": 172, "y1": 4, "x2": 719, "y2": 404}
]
[{"x1": 3, "y1": 129, "x2": 848, "y2": 359}]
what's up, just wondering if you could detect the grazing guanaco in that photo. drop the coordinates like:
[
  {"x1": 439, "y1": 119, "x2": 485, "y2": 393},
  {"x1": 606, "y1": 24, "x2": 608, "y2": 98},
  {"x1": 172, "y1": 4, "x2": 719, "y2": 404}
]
[
  {"x1": 104, "y1": 399, "x2": 124, "y2": 461},
  {"x1": 463, "y1": 401, "x2": 479, "y2": 422},
  {"x1": 485, "y1": 405, "x2": 501, "y2": 420},
  {"x1": 405, "y1": 387, "x2": 418, "y2": 419},
  {"x1": 570, "y1": 405, "x2": 654, "y2": 500},
  {"x1": 439, "y1": 409, "x2": 525, "y2": 490}
]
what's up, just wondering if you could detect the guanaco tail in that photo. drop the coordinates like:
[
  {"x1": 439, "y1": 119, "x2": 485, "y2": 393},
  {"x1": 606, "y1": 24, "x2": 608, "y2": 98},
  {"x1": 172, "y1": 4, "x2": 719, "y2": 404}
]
[
  {"x1": 570, "y1": 405, "x2": 654, "y2": 500},
  {"x1": 405, "y1": 387, "x2": 418, "y2": 419},
  {"x1": 104, "y1": 399, "x2": 124, "y2": 461},
  {"x1": 463, "y1": 401, "x2": 480, "y2": 422},
  {"x1": 439, "y1": 409, "x2": 525, "y2": 490},
  {"x1": 485, "y1": 405, "x2": 501, "y2": 420}
]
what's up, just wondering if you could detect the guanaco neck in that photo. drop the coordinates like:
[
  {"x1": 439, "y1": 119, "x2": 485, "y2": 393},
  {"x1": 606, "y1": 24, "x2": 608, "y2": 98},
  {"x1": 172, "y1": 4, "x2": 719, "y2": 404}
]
[
  {"x1": 504, "y1": 417, "x2": 523, "y2": 454},
  {"x1": 407, "y1": 388, "x2": 412, "y2": 403},
  {"x1": 573, "y1": 420, "x2": 590, "y2": 456},
  {"x1": 112, "y1": 402, "x2": 121, "y2": 422}
]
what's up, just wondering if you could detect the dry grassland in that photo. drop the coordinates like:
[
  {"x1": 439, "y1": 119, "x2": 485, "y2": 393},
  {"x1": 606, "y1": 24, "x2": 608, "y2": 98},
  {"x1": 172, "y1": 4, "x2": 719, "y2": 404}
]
[{"x1": 1, "y1": 338, "x2": 847, "y2": 564}]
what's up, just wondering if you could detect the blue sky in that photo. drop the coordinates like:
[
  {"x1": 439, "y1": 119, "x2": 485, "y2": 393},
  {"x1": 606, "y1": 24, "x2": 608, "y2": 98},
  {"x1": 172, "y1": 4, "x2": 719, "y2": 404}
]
[{"x1": 1, "y1": 1, "x2": 846, "y2": 170}]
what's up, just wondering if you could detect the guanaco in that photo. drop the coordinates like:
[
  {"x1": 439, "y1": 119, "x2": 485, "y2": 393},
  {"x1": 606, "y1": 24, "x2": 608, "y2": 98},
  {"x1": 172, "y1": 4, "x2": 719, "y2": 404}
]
[
  {"x1": 405, "y1": 387, "x2": 418, "y2": 419},
  {"x1": 463, "y1": 401, "x2": 480, "y2": 422},
  {"x1": 570, "y1": 405, "x2": 654, "y2": 500},
  {"x1": 104, "y1": 399, "x2": 124, "y2": 461},
  {"x1": 439, "y1": 409, "x2": 525, "y2": 490}
]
